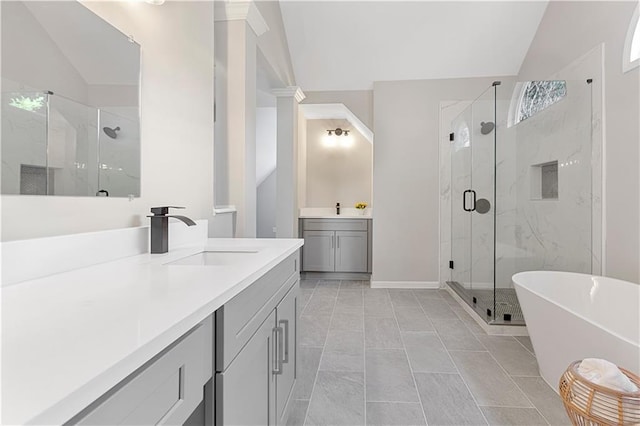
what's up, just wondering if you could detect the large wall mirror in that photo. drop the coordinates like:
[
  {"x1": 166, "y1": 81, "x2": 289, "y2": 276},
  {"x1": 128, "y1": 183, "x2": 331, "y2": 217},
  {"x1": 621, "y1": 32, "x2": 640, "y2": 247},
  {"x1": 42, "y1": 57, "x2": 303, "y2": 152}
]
[{"x1": 1, "y1": 1, "x2": 141, "y2": 197}]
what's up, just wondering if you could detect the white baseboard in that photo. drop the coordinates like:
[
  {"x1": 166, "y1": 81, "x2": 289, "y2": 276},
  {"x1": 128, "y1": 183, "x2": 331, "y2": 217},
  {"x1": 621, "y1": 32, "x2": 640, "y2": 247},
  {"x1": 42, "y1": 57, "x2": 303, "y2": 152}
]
[{"x1": 371, "y1": 280, "x2": 440, "y2": 289}]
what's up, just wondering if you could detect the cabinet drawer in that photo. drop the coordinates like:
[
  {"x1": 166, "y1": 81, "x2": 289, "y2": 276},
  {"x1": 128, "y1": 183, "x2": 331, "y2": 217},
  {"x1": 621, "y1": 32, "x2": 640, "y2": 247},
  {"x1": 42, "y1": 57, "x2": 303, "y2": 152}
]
[
  {"x1": 70, "y1": 317, "x2": 213, "y2": 425},
  {"x1": 216, "y1": 252, "x2": 299, "y2": 371},
  {"x1": 302, "y1": 219, "x2": 368, "y2": 232}
]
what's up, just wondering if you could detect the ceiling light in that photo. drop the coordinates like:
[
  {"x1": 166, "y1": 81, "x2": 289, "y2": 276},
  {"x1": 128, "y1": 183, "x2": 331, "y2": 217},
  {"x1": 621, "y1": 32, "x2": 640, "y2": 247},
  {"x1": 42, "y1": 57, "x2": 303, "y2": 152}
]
[{"x1": 145, "y1": 0, "x2": 165, "y2": 5}]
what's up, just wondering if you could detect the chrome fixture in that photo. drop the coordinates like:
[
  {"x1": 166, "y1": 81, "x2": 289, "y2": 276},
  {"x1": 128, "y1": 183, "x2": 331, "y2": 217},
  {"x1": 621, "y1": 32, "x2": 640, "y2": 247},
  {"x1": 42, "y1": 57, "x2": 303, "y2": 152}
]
[
  {"x1": 326, "y1": 127, "x2": 350, "y2": 137},
  {"x1": 480, "y1": 121, "x2": 495, "y2": 135},
  {"x1": 148, "y1": 206, "x2": 196, "y2": 254}
]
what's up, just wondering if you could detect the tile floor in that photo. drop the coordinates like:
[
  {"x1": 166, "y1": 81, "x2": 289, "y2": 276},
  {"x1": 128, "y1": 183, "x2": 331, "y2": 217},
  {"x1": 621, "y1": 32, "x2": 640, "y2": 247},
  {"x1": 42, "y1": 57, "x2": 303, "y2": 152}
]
[{"x1": 288, "y1": 279, "x2": 570, "y2": 426}]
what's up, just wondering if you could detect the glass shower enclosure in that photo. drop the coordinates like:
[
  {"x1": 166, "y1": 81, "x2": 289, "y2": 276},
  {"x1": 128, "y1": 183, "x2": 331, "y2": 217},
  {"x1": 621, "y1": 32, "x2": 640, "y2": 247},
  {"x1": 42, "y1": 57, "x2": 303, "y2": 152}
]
[{"x1": 448, "y1": 79, "x2": 596, "y2": 325}]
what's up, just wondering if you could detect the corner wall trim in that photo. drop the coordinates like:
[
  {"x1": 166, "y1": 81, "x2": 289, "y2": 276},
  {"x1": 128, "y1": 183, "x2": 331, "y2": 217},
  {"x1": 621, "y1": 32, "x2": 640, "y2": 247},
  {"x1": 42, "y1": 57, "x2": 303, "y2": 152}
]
[
  {"x1": 214, "y1": 1, "x2": 269, "y2": 37},
  {"x1": 370, "y1": 281, "x2": 440, "y2": 289}
]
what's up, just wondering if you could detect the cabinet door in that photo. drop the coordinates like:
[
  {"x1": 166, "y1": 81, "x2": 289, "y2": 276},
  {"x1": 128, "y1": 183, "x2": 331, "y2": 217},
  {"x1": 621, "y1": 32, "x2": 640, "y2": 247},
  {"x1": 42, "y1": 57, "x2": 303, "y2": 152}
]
[
  {"x1": 216, "y1": 311, "x2": 277, "y2": 426},
  {"x1": 276, "y1": 281, "x2": 299, "y2": 425},
  {"x1": 302, "y1": 230, "x2": 335, "y2": 271},
  {"x1": 335, "y1": 231, "x2": 368, "y2": 272}
]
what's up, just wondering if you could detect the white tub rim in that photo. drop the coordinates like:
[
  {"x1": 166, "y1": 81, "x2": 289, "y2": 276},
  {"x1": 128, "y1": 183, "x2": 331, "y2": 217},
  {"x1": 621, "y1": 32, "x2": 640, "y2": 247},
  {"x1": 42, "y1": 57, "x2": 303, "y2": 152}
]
[{"x1": 512, "y1": 270, "x2": 639, "y2": 348}]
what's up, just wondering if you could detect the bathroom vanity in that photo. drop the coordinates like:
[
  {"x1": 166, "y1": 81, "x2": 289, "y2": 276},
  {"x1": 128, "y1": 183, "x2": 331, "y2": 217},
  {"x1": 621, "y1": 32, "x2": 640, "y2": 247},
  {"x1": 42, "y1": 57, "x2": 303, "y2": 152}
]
[
  {"x1": 299, "y1": 217, "x2": 372, "y2": 274},
  {"x1": 1, "y1": 226, "x2": 302, "y2": 425}
]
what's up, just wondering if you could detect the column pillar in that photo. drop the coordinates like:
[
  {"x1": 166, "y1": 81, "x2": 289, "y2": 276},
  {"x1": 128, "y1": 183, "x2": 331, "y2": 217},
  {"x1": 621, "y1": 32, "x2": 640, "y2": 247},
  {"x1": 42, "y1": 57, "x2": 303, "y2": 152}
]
[{"x1": 273, "y1": 86, "x2": 305, "y2": 238}]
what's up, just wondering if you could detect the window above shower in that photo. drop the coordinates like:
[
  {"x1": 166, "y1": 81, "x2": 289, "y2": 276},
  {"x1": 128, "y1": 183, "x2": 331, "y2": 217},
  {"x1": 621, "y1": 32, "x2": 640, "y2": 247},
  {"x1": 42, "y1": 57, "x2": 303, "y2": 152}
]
[{"x1": 509, "y1": 80, "x2": 567, "y2": 127}]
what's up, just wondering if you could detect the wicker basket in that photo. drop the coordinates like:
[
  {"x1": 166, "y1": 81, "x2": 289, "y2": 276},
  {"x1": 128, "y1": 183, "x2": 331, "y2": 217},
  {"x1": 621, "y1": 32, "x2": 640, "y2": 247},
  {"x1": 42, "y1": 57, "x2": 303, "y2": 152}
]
[{"x1": 559, "y1": 360, "x2": 640, "y2": 425}]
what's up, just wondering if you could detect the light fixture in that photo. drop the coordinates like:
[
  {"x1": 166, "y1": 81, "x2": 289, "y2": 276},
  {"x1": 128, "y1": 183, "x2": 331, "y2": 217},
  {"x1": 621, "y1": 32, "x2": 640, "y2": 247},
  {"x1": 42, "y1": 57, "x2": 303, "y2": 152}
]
[
  {"x1": 326, "y1": 127, "x2": 350, "y2": 137},
  {"x1": 145, "y1": 0, "x2": 165, "y2": 5}
]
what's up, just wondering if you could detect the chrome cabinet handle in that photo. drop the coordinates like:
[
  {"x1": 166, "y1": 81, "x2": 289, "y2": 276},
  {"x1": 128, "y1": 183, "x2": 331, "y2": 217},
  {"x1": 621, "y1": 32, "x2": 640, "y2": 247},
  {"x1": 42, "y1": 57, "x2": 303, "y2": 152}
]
[
  {"x1": 331, "y1": 235, "x2": 335, "y2": 249},
  {"x1": 273, "y1": 326, "x2": 284, "y2": 375},
  {"x1": 337, "y1": 235, "x2": 340, "y2": 249},
  {"x1": 279, "y1": 319, "x2": 289, "y2": 363}
]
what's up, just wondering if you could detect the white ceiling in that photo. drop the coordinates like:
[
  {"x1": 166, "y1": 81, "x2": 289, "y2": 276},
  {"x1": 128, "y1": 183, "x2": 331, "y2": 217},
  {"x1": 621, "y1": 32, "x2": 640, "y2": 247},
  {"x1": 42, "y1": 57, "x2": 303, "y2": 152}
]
[{"x1": 280, "y1": 1, "x2": 549, "y2": 91}]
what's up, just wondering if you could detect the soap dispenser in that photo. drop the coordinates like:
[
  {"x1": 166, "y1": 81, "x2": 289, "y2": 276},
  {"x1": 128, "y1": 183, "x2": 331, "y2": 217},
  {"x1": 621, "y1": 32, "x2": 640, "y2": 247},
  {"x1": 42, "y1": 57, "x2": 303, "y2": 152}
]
[{"x1": 336, "y1": 202, "x2": 340, "y2": 215}]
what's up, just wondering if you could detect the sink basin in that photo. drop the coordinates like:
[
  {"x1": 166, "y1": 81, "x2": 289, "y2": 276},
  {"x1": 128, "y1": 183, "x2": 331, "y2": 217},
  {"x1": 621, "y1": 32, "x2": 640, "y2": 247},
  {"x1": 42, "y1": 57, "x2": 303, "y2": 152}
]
[{"x1": 165, "y1": 250, "x2": 260, "y2": 266}]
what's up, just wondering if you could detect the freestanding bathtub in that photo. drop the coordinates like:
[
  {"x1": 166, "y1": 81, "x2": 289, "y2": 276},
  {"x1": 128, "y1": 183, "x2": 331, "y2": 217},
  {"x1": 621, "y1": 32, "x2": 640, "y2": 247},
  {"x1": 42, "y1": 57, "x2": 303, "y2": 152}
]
[{"x1": 513, "y1": 271, "x2": 640, "y2": 392}]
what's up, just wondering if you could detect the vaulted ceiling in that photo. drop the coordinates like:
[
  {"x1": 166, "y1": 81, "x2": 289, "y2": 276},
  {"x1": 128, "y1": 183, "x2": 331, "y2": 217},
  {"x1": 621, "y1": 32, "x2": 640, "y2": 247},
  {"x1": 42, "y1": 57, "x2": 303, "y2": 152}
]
[{"x1": 280, "y1": 1, "x2": 549, "y2": 91}]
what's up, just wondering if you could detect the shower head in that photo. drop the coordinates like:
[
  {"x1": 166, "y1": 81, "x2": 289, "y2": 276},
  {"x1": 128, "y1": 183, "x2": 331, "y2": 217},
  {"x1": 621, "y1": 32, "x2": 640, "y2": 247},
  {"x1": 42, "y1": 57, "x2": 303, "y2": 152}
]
[
  {"x1": 103, "y1": 126, "x2": 120, "y2": 139},
  {"x1": 480, "y1": 121, "x2": 495, "y2": 135}
]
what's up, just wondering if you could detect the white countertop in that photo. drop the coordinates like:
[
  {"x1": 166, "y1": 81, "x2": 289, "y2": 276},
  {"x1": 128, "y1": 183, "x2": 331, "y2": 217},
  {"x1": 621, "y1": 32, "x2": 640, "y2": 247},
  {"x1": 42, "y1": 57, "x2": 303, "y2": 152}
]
[
  {"x1": 299, "y1": 206, "x2": 372, "y2": 219},
  {"x1": 1, "y1": 238, "x2": 303, "y2": 425},
  {"x1": 298, "y1": 214, "x2": 372, "y2": 219}
]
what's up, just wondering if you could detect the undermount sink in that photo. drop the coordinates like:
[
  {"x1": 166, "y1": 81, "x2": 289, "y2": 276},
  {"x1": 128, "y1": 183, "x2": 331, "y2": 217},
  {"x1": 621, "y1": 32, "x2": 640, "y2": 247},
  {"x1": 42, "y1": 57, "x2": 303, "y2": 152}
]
[{"x1": 165, "y1": 250, "x2": 260, "y2": 266}]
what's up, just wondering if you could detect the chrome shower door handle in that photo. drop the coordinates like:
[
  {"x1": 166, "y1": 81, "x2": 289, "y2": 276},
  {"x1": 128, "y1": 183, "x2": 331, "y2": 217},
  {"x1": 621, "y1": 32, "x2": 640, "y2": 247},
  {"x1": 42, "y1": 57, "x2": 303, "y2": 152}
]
[
  {"x1": 463, "y1": 190, "x2": 472, "y2": 212},
  {"x1": 279, "y1": 319, "x2": 289, "y2": 364},
  {"x1": 470, "y1": 190, "x2": 477, "y2": 212}
]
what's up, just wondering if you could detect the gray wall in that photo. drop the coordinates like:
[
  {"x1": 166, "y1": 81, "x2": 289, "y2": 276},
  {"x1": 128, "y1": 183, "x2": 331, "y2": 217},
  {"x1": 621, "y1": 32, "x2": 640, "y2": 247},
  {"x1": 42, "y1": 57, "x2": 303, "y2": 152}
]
[
  {"x1": 257, "y1": 170, "x2": 277, "y2": 238},
  {"x1": 303, "y1": 90, "x2": 374, "y2": 130},
  {"x1": 372, "y1": 77, "x2": 509, "y2": 285},
  {"x1": 305, "y1": 119, "x2": 372, "y2": 208},
  {"x1": 518, "y1": 1, "x2": 639, "y2": 283}
]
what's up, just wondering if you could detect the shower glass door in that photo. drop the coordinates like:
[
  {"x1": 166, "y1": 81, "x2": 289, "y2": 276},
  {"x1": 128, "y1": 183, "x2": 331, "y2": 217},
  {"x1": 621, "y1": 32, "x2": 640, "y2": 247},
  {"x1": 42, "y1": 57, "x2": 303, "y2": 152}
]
[{"x1": 450, "y1": 85, "x2": 496, "y2": 318}]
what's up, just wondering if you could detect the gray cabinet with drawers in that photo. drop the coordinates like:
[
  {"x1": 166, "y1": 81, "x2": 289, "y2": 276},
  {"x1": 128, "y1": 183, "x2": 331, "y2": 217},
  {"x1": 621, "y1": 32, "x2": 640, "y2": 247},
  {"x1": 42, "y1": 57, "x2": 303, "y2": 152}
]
[{"x1": 300, "y1": 219, "x2": 372, "y2": 273}]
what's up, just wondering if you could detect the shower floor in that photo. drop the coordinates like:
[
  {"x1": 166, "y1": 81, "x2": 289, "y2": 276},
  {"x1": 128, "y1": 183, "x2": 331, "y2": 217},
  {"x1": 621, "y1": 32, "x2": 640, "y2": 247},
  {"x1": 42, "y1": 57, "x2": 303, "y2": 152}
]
[{"x1": 447, "y1": 281, "x2": 525, "y2": 325}]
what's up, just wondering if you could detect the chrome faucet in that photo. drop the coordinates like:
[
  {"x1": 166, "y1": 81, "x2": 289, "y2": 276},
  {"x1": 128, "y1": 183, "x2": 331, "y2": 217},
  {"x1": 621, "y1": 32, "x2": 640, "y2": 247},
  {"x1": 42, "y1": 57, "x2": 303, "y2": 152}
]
[{"x1": 148, "y1": 206, "x2": 196, "y2": 254}]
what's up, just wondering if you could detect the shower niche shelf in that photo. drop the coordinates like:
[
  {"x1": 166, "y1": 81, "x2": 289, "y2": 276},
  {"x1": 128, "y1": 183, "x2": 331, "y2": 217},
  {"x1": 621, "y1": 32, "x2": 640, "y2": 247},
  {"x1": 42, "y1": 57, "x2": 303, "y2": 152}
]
[{"x1": 530, "y1": 160, "x2": 558, "y2": 200}]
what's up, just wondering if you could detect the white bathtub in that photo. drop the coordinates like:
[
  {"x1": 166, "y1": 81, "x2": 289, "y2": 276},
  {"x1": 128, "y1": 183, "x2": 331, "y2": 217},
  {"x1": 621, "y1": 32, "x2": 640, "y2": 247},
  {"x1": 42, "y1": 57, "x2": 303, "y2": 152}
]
[{"x1": 513, "y1": 271, "x2": 640, "y2": 391}]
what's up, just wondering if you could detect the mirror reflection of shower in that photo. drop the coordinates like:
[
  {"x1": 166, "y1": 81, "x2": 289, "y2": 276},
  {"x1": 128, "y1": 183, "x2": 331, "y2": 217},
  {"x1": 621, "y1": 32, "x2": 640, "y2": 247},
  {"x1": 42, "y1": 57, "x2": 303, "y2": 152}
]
[
  {"x1": 480, "y1": 121, "x2": 495, "y2": 135},
  {"x1": 103, "y1": 126, "x2": 120, "y2": 139}
]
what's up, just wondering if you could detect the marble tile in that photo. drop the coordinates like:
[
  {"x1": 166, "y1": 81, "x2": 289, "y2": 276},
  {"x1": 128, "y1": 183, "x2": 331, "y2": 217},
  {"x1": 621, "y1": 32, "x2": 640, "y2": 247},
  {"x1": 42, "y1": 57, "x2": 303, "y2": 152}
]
[
  {"x1": 302, "y1": 295, "x2": 336, "y2": 316},
  {"x1": 364, "y1": 317, "x2": 403, "y2": 349},
  {"x1": 515, "y1": 335, "x2": 535, "y2": 354},
  {"x1": 299, "y1": 315, "x2": 330, "y2": 347},
  {"x1": 388, "y1": 289, "x2": 421, "y2": 307},
  {"x1": 286, "y1": 400, "x2": 309, "y2": 426},
  {"x1": 414, "y1": 372, "x2": 487, "y2": 425},
  {"x1": 418, "y1": 298, "x2": 459, "y2": 320},
  {"x1": 365, "y1": 349, "x2": 419, "y2": 403},
  {"x1": 480, "y1": 406, "x2": 548, "y2": 425},
  {"x1": 512, "y1": 376, "x2": 570, "y2": 425},
  {"x1": 476, "y1": 335, "x2": 540, "y2": 377},
  {"x1": 402, "y1": 332, "x2": 457, "y2": 373},
  {"x1": 365, "y1": 402, "x2": 426, "y2": 426},
  {"x1": 319, "y1": 330, "x2": 364, "y2": 372},
  {"x1": 305, "y1": 371, "x2": 365, "y2": 426},
  {"x1": 330, "y1": 312, "x2": 364, "y2": 331},
  {"x1": 394, "y1": 306, "x2": 434, "y2": 332},
  {"x1": 449, "y1": 351, "x2": 532, "y2": 407},
  {"x1": 297, "y1": 346, "x2": 322, "y2": 400}
]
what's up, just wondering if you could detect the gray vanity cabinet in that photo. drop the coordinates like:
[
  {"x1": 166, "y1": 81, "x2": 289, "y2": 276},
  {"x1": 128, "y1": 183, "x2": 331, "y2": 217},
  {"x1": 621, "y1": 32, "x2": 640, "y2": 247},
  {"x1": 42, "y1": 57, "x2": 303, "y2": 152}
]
[
  {"x1": 301, "y1": 219, "x2": 371, "y2": 273},
  {"x1": 215, "y1": 252, "x2": 300, "y2": 426}
]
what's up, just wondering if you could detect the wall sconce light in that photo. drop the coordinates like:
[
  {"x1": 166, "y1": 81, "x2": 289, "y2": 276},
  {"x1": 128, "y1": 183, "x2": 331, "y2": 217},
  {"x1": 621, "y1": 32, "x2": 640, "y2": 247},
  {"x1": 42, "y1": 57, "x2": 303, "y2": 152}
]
[
  {"x1": 326, "y1": 127, "x2": 350, "y2": 137},
  {"x1": 325, "y1": 128, "x2": 353, "y2": 148}
]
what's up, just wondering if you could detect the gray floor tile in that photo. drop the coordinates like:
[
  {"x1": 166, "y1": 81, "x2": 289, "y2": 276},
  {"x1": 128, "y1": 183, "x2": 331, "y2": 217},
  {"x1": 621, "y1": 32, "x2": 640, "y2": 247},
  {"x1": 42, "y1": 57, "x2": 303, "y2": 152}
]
[
  {"x1": 317, "y1": 279, "x2": 341, "y2": 288},
  {"x1": 414, "y1": 372, "x2": 487, "y2": 425},
  {"x1": 388, "y1": 289, "x2": 421, "y2": 307},
  {"x1": 297, "y1": 346, "x2": 323, "y2": 399},
  {"x1": 512, "y1": 376, "x2": 570, "y2": 425},
  {"x1": 402, "y1": 332, "x2": 457, "y2": 373},
  {"x1": 365, "y1": 349, "x2": 419, "y2": 402},
  {"x1": 299, "y1": 315, "x2": 330, "y2": 347},
  {"x1": 365, "y1": 317, "x2": 403, "y2": 349},
  {"x1": 287, "y1": 400, "x2": 309, "y2": 426},
  {"x1": 515, "y1": 335, "x2": 535, "y2": 354},
  {"x1": 476, "y1": 335, "x2": 540, "y2": 377},
  {"x1": 302, "y1": 295, "x2": 336, "y2": 316},
  {"x1": 366, "y1": 402, "x2": 426, "y2": 426},
  {"x1": 330, "y1": 312, "x2": 364, "y2": 331},
  {"x1": 320, "y1": 330, "x2": 364, "y2": 372},
  {"x1": 300, "y1": 289, "x2": 314, "y2": 311},
  {"x1": 433, "y1": 319, "x2": 486, "y2": 351},
  {"x1": 341, "y1": 279, "x2": 367, "y2": 289},
  {"x1": 480, "y1": 406, "x2": 548, "y2": 425},
  {"x1": 451, "y1": 306, "x2": 487, "y2": 335},
  {"x1": 364, "y1": 296, "x2": 395, "y2": 318},
  {"x1": 313, "y1": 286, "x2": 339, "y2": 297},
  {"x1": 449, "y1": 351, "x2": 532, "y2": 407},
  {"x1": 413, "y1": 289, "x2": 444, "y2": 300},
  {"x1": 418, "y1": 298, "x2": 459, "y2": 319},
  {"x1": 394, "y1": 306, "x2": 435, "y2": 332},
  {"x1": 438, "y1": 289, "x2": 459, "y2": 306},
  {"x1": 305, "y1": 371, "x2": 365, "y2": 426},
  {"x1": 300, "y1": 279, "x2": 318, "y2": 289},
  {"x1": 336, "y1": 289, "x2": 364, "y2": 309}
]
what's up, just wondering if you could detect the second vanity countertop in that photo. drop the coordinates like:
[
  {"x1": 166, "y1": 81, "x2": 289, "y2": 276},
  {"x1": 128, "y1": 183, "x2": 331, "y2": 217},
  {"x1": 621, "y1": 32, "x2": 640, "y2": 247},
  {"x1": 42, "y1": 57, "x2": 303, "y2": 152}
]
[{"x1": 2, "y1": 237, "x2": 303, "y2": 425}]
